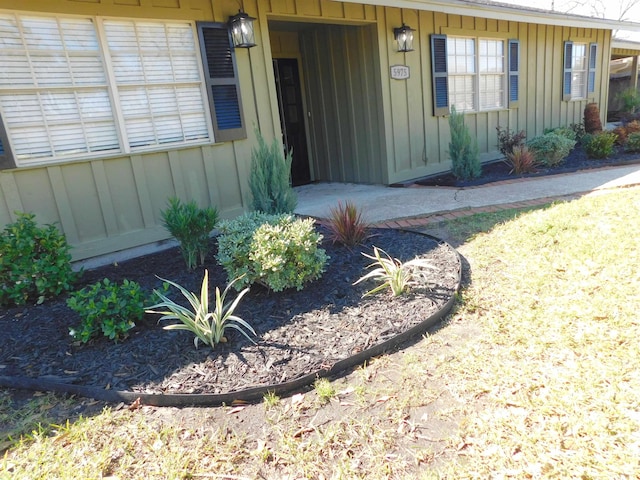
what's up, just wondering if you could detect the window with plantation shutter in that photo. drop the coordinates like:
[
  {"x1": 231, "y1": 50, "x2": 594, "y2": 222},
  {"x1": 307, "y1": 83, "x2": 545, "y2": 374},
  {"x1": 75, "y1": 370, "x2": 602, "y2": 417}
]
[
  {"x1": 197, "y1": 22, "x2": 246, "y2": 142},
  {"x1": 103, "y1": 19, "x2": 210, "y2": 150},
  {"x1": 434, "y1": 35, "x2": 509, "y2": 114},
  {"x1": 0, "y1": 14, "x2": 120, "y2": 166},
  {"x1": 0, "y1": 12, "x2": 216, "y2": 170}
]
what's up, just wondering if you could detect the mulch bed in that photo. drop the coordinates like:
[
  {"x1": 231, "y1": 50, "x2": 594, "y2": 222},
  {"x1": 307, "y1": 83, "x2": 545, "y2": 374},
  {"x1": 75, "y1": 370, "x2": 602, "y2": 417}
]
[
  {"x1": 415, "y1": 143, "x2": 640, "y2": 187},
  {"x1": 0, "y1": 228, "x2": 460, "y2": 396}
]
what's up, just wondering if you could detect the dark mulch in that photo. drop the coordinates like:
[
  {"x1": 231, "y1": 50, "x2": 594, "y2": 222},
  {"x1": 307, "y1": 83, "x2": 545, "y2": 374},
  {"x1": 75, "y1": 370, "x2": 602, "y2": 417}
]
[
  {"x1": 415, "y1": 143, "x2": 640, "y2": 187},
  {"x1": 0, "y1": 228, "x2": 460, "y2": 396}
]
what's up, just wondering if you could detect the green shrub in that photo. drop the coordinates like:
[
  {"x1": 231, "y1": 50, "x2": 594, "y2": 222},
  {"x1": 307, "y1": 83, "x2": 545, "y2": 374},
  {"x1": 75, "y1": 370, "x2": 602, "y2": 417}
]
[
  {"x1": 496, "y1": 126, "x2": 526, "y2": 157},
  {"x1": 617, "y1": 87, "x2": 640, "y2": 115},
  {"x1": 0, "y1": 213, "x2": 80, "y2": 306},
  {"x1": 544, "y1": 126, "x2": 577, "y2": 142},
  {"x1": 67, "y1": 278, "x2": 148, "y2": 343},
  {"x1": 448, "y1": 107, "x2": 481, "y2": 180},
  {"x1": 216, "y1": 212, "x2": 328, "y2": 292},
  {"x1": 625, "y1": 132, "x2": 640, "y2": 152},
  {"x1": 570, "y1": 122, "x2": 586, "y2": 143},
  {"x1": 527, "y1": 133, "x2": 576, "y2": 167},
  {"x1": 249, "y1": 129, "x2": 297, "y2": 214},
  {"x1": 161, "y1": 197, "x2": 218, "y2": 270},
  {"x1": 582, "y1": 132, "x2": 617, "y2": 159}
]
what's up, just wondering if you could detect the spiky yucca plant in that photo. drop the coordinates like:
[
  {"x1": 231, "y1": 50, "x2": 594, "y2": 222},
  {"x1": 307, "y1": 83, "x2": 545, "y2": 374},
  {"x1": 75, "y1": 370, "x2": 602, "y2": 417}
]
[
  {"x1": 353, "y1": 246, "x2": 436, "y2": 297},
  {"x1": 146, "y1": 271, "x2": 255, "y2": 349}
]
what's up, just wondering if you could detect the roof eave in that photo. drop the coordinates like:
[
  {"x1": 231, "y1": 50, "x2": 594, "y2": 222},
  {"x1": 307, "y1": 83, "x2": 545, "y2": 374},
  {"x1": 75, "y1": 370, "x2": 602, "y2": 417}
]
[{"x1": 337, "y1": 0, "x2": 640, "y2": 31}]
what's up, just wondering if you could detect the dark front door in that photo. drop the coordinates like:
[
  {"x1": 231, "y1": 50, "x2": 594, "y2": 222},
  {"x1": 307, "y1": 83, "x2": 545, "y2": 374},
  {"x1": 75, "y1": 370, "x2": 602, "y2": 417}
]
[{"x1": 273, "y1": 58, "x2": 311, "y2": 186}]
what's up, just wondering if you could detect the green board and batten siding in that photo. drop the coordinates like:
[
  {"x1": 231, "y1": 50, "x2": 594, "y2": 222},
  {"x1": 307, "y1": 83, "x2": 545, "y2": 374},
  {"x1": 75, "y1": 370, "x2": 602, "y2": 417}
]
[
  {"x1": 0, "y1": 0, "x2": 270, "y2": 261},
  {"x1": 375, "y1": 10, "x2": 611, "y2": 184},
  {"x1": 0, "y1": 0, "x2": 614, "y2": 260}
]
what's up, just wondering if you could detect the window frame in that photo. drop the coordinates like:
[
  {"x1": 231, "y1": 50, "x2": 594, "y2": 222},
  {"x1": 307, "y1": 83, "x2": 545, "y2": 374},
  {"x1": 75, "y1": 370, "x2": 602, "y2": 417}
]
[
  {"x1": 431, "y1": 34, "x2": 518, "y2": 116},
  {"x1": 0, "y1": 12, "x2": 247, "y2": 170},
  {"x1": 563, "y1": 40, "x2": 598, "y2": 102}
]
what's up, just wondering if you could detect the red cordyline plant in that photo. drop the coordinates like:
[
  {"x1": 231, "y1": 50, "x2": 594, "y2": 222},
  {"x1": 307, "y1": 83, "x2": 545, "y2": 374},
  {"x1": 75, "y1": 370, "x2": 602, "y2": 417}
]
[
  {"x1": 505, "y1": 145, "x2": 538, "y2": 175},
  {"x1": 325, "y1": 201, "x2": 369, "y2": 246}
]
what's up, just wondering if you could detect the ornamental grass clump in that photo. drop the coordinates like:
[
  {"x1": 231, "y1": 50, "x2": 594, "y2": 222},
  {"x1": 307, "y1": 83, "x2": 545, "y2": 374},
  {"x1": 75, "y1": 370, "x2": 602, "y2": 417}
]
[
  {"x1": 146, "y1": 271, "x2": 255, "y2": 349},
  {"x1": 161, "y1": 197, "x2": 218, "y2": 270},
  {"x1": 249, "y1": 129, "x2": 297, "y2": 214},
  {"x1": 354, "y1": 246, "x2": 436, "y2": 297},
  {"x1": 67, "y1": 278, "x2": 148, "y2": 343},
  {"x1": 0, "y1": 212, "x2": 80, "y2": 306},
  {"x1": 504, "y1": 145, "x2": 538, "y2": 175},
  {"x1": 326, "y1": 201, "x2": 369, "y2": 246},
  {"x1": 448, "y1": 106, "x2": 481, "y2": 180},
  {"x1": 216, "y1": 212, "x2": 328, "y2": 292}
]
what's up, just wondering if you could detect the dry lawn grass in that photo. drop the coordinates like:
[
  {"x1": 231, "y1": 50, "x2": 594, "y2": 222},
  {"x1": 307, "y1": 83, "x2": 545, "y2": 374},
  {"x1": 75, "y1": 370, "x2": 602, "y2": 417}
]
[{"x1": 2, "y1": 186, "x2": 640, "y2": 479}]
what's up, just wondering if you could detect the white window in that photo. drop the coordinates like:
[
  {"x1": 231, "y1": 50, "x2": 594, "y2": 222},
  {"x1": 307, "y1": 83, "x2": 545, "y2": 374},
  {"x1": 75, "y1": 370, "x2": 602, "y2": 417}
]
[
  {"x1": 563, "y1": 41, "x2": 598, "y2": 102},
  {"x1": 102, "y1": 20, "x2": 208, "y2": 149},
  {"x1": 570, "y1": 43, "x2": 587, "y2": 100},
  {"x1": 447, "y1": 37, "x2": 506, "y2": 113},
  {"x1": 0, "y1": 12, "x2": 244, "y2": 168}
]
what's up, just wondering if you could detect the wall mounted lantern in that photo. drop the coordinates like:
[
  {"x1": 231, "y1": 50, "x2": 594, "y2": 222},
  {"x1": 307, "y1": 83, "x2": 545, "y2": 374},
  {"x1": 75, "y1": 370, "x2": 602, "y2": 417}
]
[
  {"x1": 228, "y1": 10, "x2": 257, "y2": 48},
  {"x1": 393, "y1": 24, "x2": 415, "y2": 52}
]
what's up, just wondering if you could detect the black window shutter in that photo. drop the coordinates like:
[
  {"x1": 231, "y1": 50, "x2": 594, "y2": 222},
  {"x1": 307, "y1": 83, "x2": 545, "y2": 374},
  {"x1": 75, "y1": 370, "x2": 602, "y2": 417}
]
[
  {"x1": 588, "y1": 42, "x2": 597, "y2": 96},
  {"x1": 197, "y1": 22, "x2": 246, "y2": 142},
  {"x1": 0, "y1": 113, "x2": 16, "y2": 170},
  {"x1": 563, "y1": 41, "x2": 573, "y2": 102},
  {"x1": 508, "y1": 39, "x2": 519, "y2": 108},
  {"x1": 431, "y1": 34, "x2": 449, "y2": 116}
]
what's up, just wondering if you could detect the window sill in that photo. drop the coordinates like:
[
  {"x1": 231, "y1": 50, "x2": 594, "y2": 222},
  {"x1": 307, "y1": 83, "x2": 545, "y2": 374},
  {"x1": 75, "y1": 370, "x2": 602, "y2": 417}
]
[{"x1": 4, "y1": 139, "x2": 228, "y2": 172}]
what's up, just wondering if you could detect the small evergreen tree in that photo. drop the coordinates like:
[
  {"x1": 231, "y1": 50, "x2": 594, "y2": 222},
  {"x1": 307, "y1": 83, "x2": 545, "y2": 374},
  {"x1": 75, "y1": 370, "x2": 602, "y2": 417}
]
[
  {"x1": 249, "y1": 129, "x2": 297, "y2": 214},
  {"x1": 448, "y1": 106, "x2": 481, "y2": 180}
]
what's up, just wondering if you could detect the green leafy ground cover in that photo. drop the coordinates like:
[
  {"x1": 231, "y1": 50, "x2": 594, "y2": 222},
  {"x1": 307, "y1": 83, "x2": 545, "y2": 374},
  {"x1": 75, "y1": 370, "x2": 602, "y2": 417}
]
[{"x1": 2, "y1": 187, "x2": 639, "y2": 479}]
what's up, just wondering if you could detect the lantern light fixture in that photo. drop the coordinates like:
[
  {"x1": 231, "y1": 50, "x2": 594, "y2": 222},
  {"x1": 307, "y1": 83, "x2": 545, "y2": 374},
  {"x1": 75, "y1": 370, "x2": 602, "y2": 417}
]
[
  {"x1": 393, "y1": 23, "x2": 415, "y2": 52},
  {"x1": 228, "y1": 10, "x2": 257, "y2": 48}
]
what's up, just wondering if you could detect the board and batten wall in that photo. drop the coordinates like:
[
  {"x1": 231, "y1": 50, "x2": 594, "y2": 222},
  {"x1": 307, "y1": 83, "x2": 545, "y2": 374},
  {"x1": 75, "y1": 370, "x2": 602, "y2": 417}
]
[
  {"x1": 0, "y1": 0, "x2": 615, "y2": 260},
  {"x1": 375, "y1": 8, "x2": 611, "y2": 184},
  {"x1": 262, "y1": 1, "x2": 611, "y2": 184},
  {"x1": 0, "y1": 0, "x2": 280, "y2": 261}
]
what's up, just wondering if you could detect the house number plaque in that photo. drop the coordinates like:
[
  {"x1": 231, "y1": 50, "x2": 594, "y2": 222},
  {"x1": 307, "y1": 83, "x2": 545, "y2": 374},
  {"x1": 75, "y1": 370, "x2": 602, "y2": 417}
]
[{"x1": 390, "y1": 65, "x2": 410, "y2": 80}]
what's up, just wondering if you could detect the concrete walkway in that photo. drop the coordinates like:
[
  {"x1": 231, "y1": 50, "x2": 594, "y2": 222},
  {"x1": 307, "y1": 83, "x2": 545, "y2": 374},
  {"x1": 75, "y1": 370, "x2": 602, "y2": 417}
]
[{"x1": 294, "y1": 163, "x2": 640, "y2": 228}]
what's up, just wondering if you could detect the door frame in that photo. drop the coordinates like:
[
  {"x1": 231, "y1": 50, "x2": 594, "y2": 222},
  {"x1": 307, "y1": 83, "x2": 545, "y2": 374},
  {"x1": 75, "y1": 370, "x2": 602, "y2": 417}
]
[{"x1": 271, "y1": 48, "x2": 314, "y2": 183}]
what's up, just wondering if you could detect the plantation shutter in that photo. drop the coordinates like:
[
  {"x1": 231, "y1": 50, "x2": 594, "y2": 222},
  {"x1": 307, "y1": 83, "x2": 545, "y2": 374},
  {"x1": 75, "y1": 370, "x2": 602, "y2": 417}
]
[
  {"x1": 508, "y1": 39, "x2": 520, "y2": 108},
  {"x1": 588, "y1": 42, "x2": 598, "y2": 96},
  {"x1": 0, "y1": 114, "x2": 15, "y2": 170},
  {"x1": 563, "y1": 41, "x2": 573, "y2": 101},
  {"x1": 197, "y1": 22, "x2": 246, "y2": 142},
  {"x1": 431, "y1": 34, "x2": 449, "y2": 116}
]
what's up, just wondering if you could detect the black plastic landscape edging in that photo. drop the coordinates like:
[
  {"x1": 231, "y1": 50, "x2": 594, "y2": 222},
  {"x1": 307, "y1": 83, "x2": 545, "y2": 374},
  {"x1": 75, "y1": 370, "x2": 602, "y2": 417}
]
[{"x1": 0, "y1": 231, "x2": 462, "y2": 408}]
